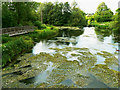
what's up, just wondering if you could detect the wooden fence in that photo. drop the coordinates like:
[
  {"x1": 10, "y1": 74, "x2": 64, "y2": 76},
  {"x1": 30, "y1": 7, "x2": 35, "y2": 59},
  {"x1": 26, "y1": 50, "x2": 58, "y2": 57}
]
[{"x1": 0, "y1": 26, "x2": 36, "y2": 36}]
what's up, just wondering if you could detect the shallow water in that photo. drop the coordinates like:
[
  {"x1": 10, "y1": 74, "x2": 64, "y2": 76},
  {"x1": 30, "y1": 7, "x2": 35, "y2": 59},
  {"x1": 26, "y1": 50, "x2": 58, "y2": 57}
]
[
  {"x1": 2, "y1": 27, "x2": 119, "y2": 88},
  {"x1": 31, "y1": 27, "x2": 119, "y2": 88},
  {"x1": 33, "y1": 27, "x2": 119, "y2": 66}
]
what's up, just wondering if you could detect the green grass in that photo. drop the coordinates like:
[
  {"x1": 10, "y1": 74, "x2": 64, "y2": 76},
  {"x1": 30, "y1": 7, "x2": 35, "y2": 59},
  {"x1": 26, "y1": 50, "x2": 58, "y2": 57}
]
[{"x1": 90, "y1": 21, "x2": 115, "y2": 30}]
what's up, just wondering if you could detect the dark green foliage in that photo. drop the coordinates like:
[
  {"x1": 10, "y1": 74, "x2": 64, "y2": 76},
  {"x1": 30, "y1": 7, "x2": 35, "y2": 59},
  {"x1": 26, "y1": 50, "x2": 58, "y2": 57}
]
[
  {"x1": 112, "y1": 8, "x2": 120, "y2": 34},
  {"x1": 2, "y1": 28, "x2": 59, "y2": 67},
  {"x1": 34, "y1": 21, "x2": 46, "y2": 29},
  {"x1": 41, "y1": 24, "x2": 47, "y2": 29},
  {"x1": 34, "y1": 21, "x2": 42, "y2": 29},
  {"x1": 2, "y1": 2, "x2": 87, "y2": 28},
  {"x1": 2, "y1": 36, "x2": 34, "y2": 67},
  {"x1": 2, "y1": 2, "x2": 39, "y2": 28},
  {"x1": 68, "y1": 7, "x2": 87, "y2": 27},
  {"x1": 42, "y1": 2, "x2": 86, "y2": 27},
  {"x1": 2, "y1": 34, "x2": 13, "y2": 43}
]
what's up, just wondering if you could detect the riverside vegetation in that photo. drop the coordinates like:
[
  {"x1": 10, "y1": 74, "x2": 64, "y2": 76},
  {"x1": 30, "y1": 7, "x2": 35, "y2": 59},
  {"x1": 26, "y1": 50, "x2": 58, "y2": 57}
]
[
  {"x1": 1, "y1": 1, "x2": 120, "y2": 88},
  {"x1": 1, "y1": 25, "x2": 59, "y2": 67}
]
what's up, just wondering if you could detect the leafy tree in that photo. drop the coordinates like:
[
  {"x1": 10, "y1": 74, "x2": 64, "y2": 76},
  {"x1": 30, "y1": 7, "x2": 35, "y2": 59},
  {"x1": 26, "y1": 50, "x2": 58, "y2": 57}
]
[
  {"x1": 69, "y1": 7, "x2": 87, "y2": 27},
  {"x1": 2, "y1": 2, "x2": 38, "y2": 28},
  {"x1": 2, "y1": 1, "x2": 87, "y2": 28},
  {"x1": 113, "y1": 8, "x2": 120, "y2": 33},
  {"x1": 42, "y1": 2, "x2": 54, "y2": 24},
  {"x1": 62, "y1": 2, "x2": 71, "y2": 26},
  {"x1": 94, "y1": 2, "x2": 113, "y2": 22},
  {"x1": 2, "y1": 2, "x2": 17, "y2": 28}
]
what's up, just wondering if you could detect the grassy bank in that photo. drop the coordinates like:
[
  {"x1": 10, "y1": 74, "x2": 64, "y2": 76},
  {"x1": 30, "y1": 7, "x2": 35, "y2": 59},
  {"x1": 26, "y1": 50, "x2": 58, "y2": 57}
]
[
  {"x1": 1, "y1": 26, "x2": 59, "y2": 67},
  {"x1": 89, "y1": 21, "x2": 115, "y2": 30}
]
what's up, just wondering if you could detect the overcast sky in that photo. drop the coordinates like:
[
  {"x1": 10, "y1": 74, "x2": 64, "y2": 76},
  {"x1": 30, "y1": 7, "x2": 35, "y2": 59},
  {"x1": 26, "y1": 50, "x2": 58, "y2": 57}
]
[{"x1": 33, "y1": 0, "x2": 119, "y2": 14}]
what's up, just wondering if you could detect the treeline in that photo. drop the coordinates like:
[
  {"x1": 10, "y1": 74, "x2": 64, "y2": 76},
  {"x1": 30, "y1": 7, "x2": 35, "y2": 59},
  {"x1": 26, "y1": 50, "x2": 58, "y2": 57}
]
[
  {"x1": 2, "y1": 1, "x2": 87, "y2": 28},
  {"x1": 2, "y1": 2, "x2": 39, "y2": 28},
  {"x1": 112, "y1": 8, "x2": 120, "y2": 34},
  {"x1": 88, "y1": 2, "x2": 120, "y2": 33}
]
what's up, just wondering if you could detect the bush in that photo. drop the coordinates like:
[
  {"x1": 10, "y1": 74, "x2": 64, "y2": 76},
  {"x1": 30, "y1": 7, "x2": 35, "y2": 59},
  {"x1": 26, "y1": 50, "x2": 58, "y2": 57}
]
[
  {"x1": 50, "y1": 25, "x2": 54, "y2": 30},
  {"x1": 1, "y1": 25, "x2": 59, "y2": 67},
  {"x1": 2, "y1": 36, "x2": 34, "y2": 67},
  {"x1": 2, "y1": 34, "x2": 13, "y2": 43},
  {"x1": 34, "y1": 21, "x2": 42, "y2": 29},
  {"x1": 41, "y1": 24, "x2": 47, "y2": 29}
]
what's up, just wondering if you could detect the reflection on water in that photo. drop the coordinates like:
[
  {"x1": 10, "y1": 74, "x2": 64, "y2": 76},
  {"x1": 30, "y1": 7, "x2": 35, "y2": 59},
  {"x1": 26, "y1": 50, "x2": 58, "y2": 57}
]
[
  {"x1": 3, "y1": 27, "x2": 119, "y2": 88},
  {"x1": 31, "y1": 27, "x2": 119, "y2": 88},
  {"x1": 33, "y1": 27, "x2": 119, "y2": 71},
  {"x1": 34, "y1": 62, "x2": 54, "y2": 85},
  {"x1": 33, "y1": 27, "x2": 119, "y2": 55}
]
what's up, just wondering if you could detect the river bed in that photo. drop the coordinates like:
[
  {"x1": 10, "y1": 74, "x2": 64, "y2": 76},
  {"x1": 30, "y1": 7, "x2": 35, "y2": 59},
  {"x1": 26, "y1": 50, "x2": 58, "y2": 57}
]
[{"x1": 2, "y1": 27, "x2": 119, "y2": 88}]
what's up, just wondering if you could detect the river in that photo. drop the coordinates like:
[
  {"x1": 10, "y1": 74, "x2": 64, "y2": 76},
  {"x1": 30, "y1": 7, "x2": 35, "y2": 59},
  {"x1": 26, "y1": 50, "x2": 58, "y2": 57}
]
[{"x1": 2, "y1": 27, "x2": 119, "y2": 88}]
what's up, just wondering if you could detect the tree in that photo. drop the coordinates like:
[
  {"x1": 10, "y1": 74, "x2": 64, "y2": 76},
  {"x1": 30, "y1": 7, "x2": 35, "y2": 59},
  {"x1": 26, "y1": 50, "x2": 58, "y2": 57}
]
[
  {"x1": 69, "y1": 7, "x2": 87, "y2": 27},
  {"x1": 62, "y1": 2, "x2": 71, "y2": 25},
  {"x1": 2, "y1": 2, "x2": 17, "y2": 28},
  {"x1": 2, "y1": 2, "x2": 38, "y2": 28},
  {"x1": 94, "y1": 2, "x2": 113, "y2": 22},
  {"x1": 113, "y1": 8, "x2": 120, "y2": 33}
]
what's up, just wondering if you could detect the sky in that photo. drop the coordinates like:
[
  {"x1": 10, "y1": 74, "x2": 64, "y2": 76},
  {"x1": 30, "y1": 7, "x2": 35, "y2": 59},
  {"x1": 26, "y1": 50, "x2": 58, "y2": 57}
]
[{"x1": 33, "y1": 0, "x2": 120, "y2": 14}]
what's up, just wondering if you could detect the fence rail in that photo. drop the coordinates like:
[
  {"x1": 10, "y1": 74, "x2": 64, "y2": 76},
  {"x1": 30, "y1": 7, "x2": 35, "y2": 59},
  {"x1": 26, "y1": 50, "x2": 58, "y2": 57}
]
[{"x1": 0, "y1": 26, "x2": 36, "y2": 36}]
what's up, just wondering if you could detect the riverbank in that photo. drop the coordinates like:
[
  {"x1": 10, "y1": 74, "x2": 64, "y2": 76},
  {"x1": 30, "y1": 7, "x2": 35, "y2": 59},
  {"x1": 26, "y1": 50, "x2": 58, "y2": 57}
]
[
  {"x1": 2, "y1": 27, "x2": 119, "y2": 88},
  {"x1": 1, "y1": 26, "x2": 59, "y2": 67},
  {"x1": 89, "y1": 21, "x2": 114, "y2": 30},
  {"x1": 56, "y1": 26, "x2": 83, "y2": 31},
  {"x1": 89, "y1": 21, "x2": 120, "y2": 42}
]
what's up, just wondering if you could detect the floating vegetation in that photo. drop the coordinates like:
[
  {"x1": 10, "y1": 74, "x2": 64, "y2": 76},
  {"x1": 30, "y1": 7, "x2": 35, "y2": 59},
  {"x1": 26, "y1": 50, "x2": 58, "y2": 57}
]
[
  {"x1": 36, "y1": 82, "x2": 49, "y2": 88},
  {"x1": 48, "y1": 84, "x2": 77, "y2": 88},
  {"x1": 71, "y1": 53, "x2": 81, "y2": 56},
  {"x1": 104, "y1": 57, "x2": 118, "y2": 65},
  {"x1": 71, "y1": 73, "x2": 90, "y2": 87},
  {"x1": 96, "y1": 51, "x2": 114, "y2": 58},
  {"x1": 2, "y1": 47, "x2": 119, "y2": 88},
  {"x1": 89, "y1": 64, "x2": 119, "y2": 88}
]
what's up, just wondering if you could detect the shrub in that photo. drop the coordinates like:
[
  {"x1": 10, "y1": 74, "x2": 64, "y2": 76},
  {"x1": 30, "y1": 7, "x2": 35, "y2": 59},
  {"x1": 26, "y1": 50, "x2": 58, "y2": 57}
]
[
  {"x1": 41, "y1": 24, "x2": 47, "y2": 29},
  {"x1": 34, "y1": 21, "x2": 42, "y2": 29},
  {"x1": 2, "y1": 34, "x2": 13, "y2": 43},
  {"x1": 2, "y1": 36, "x2": 34, "y2": 67}
]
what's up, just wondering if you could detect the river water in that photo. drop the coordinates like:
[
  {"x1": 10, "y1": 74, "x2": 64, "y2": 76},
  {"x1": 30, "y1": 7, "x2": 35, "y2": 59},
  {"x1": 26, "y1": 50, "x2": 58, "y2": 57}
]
[
  {"x1": 2, "y1": 27, "x2": 119, "y2": 88},
  {"x1": 33, "y1": 27, "x2": 119, "y2": 69}
]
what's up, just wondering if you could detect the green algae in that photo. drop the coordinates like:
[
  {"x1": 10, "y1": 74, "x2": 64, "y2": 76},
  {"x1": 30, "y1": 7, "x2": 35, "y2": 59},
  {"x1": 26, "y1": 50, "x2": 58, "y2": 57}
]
[
  {"x1": 71, "y1": 73, "x2": 90, "y2": 87},
  {"x1": 18, "y1": 53, "x2": 32, "y2": 61},
  {"x1": 35, "y1": 82, "x2": 49, "y2": 88},
  {"x1": 2, "y1": 47, "x2": 119, "y2": 88},
  {"x1": 104, "y1": 57, "x2": 118, "y2": 65},
  {"x1": 48, "y1": 84, "x2": 77, "y2": 88},
  {"x1": 71, "y1": 53, "x2": 81, "y2": 56},
  {"x1": 96, "y1": 51, "x2": 118, "y2": 66},
  {"x1": 89, "y1": 64, "x2": 119, "y2": 88},
  {"x1": 49, "y1": 48, "x2": 62, "y2": 51},
  {"x1": 2, "y1": 74, "x2": 29, "y2": 88},
  {"x1": 49, "y1": 47, "x2": 89, "y2": 52},
  {"x1": 62, "y1": 51, "x2": 68, "y2": 55},
  {"x1": 77, "y1": 52, "x2": 97, "y2": 69},
  {"x1": 78, "y1": 51, "x2": 92, "y2": 56},
  {"x1": 96, "y1": 51, "x2": 114, "y2": 58},
  {"x1": 46, "y1": 60, "x2": 80, "y2": 86}
]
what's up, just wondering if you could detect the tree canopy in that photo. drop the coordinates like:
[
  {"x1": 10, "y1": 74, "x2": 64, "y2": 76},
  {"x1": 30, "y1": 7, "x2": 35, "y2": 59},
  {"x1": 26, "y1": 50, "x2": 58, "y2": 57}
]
[
  {"x1": 2, "y1": 1, "x2": 87, "y2": 28},
  {"x1": 94, "y1": 2, "x2": 113, "y2": 22}
]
